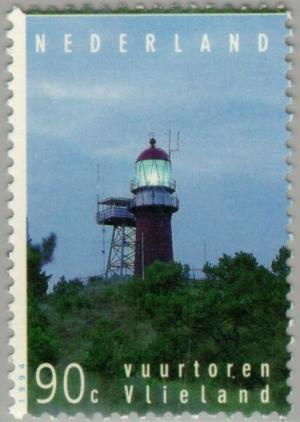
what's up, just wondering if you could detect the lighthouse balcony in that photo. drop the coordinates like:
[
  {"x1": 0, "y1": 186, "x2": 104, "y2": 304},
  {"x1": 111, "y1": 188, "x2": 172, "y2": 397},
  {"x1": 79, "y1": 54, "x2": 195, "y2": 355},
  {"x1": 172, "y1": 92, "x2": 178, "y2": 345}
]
[
  {"x1": 96, "y1": 197, "x2": 136, "y2": 227},
  {"x1": 130, "y1": 178, "x2": 176, "y2": 193},
  {"x1": 131, "y1": 190, "x2": 179, "y2": 210}
]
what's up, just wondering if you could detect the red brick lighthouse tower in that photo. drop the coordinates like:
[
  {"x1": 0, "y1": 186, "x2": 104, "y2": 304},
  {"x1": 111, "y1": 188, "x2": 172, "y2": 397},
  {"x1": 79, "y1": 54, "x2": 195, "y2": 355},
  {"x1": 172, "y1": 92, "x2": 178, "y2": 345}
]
[{"x1": 130, "y1": 138, "x2": 179, "y2": 277}]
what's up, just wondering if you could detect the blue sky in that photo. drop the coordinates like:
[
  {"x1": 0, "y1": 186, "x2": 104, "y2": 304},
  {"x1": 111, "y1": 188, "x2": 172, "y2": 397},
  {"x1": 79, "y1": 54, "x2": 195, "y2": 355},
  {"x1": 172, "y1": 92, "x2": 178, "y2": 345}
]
[{"x1": 27, "y1": 13, "x2": 289, "y2": 283}]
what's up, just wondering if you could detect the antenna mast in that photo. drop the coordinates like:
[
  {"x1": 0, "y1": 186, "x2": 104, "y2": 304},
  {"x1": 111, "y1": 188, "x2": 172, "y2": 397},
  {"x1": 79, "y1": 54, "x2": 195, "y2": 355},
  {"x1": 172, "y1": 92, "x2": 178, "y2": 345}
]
[
  {"x1": 168, "y1": 130, "x2": 180, "y2": 157},
  {"x1": 97, "y1": 164, "x2": 100, "y2": 196},
  {"x1": 97, "y1": 164, "x2": 106, "y2": 276}
]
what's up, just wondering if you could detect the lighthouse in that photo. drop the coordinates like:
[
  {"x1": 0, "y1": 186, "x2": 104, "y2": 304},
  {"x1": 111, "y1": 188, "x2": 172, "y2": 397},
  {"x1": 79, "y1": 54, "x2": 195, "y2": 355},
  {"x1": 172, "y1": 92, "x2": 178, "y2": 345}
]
[{"x1": 130, "y1": 138, "x2": 179, "y2": 277}]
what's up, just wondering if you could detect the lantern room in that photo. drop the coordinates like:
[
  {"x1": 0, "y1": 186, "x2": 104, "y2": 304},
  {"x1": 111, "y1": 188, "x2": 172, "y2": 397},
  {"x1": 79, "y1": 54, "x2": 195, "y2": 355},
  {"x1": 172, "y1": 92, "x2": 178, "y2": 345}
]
[
  {"x1": 130, "y1": 137, "x2": 179, "y2": 276},
  {"x1": 131, "y1": 138, "x2": 175, "y2": 192}
]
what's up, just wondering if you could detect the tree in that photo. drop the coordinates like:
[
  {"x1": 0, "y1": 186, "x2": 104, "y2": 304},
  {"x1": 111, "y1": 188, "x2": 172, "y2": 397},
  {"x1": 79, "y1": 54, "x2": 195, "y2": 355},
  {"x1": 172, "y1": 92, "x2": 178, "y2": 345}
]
[
  {"x1": 271, "y1": 246, "x2": 290, "y2": 279},
  {"x1": 182, "y1": 263, "x2": 191, "y2": 279},
  {"x1": 27, "y1": 233, "x2": 56, "y2": 297},
  {"x1": 199, "y1": 249, "x2": 290, "y2": 387},
  {"x1": 144, "y1": 260, "x2": 183, "y2": 293},
  {"x1": 28, "y1": 295, "x2": 59, "y2": 368},
  {"x1": 27, "y1": 233, "x2": 58, "y2": 368},
  {"x1": 202, "y1": 251, "x2": 260, "y2": 282}
]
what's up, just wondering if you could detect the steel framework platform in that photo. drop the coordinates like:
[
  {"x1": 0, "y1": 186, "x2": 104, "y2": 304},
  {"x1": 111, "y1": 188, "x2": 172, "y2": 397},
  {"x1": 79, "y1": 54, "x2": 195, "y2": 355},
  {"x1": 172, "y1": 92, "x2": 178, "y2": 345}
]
[{"x1": 96, "y1": 197, "x2": 136, "y2": 278}]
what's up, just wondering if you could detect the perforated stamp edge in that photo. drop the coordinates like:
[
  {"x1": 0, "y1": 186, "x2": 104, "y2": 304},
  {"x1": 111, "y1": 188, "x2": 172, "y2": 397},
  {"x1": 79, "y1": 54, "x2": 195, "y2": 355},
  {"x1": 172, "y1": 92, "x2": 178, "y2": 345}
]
[{"x1": 2, "y1": 1, "x2": 298, "y2": 421}]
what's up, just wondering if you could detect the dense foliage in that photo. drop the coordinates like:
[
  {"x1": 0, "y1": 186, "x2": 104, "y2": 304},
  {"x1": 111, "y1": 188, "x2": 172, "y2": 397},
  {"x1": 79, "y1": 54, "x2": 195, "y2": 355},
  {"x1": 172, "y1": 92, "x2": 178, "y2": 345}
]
[
  {"x1": 28, "y1": 233, "x2": 56, "y2": 298},
  {"x1": 28, "y1": 234, "x2": 291, "y2": 413}
]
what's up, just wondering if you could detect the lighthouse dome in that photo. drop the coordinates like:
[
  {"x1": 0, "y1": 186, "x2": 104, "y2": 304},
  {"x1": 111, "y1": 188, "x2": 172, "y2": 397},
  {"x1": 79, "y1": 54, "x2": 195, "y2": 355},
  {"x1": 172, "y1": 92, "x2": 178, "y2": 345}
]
[
  {"x1": 136, "y1": 138, "x2": 170, "y2": 162},
  {"x1": 132, "y1": 138, "x2": 175, "y2": 192}
]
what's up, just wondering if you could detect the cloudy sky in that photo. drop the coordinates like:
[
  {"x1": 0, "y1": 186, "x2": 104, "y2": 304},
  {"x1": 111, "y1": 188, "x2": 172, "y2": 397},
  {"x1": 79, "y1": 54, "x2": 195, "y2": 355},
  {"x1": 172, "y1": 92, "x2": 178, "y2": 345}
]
[{"x1": 27, "y1": 13, "x2": 289, "y2": 283}]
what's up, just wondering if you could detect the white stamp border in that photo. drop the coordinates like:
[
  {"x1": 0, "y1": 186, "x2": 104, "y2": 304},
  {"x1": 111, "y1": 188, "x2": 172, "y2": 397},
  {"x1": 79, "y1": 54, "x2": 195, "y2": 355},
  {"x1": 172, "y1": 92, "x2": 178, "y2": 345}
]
[
  {"x1": 8, "y1": 8, "x2": 27, "y2": 419},
  {"x1": 2, "y1": 1, "x2": 298, "y2": 421}
]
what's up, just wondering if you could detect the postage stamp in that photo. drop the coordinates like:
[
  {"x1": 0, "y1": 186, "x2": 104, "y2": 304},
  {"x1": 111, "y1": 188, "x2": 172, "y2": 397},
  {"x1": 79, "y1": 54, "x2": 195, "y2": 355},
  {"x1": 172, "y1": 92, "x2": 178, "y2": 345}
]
[{"x1": 7, "y1": 3, "x2": 295, "y2": 420}]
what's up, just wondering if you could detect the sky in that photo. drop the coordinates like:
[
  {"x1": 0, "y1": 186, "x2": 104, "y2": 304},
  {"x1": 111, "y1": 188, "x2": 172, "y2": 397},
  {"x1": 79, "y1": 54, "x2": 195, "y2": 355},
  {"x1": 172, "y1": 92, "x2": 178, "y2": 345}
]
[{"x1": 27, "y1": 13, "x2": 289, "y2": 284}]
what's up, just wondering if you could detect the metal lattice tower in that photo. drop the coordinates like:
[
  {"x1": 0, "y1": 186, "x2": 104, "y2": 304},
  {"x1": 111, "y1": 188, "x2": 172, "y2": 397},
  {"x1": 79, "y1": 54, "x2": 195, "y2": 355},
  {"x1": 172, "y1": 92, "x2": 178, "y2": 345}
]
[
  {"x1": 96, "y1": 197, "x2": 136, "y2": 279},
  {"x1": 106, "y1": 225, "x2": 135, "y2": 278}
]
